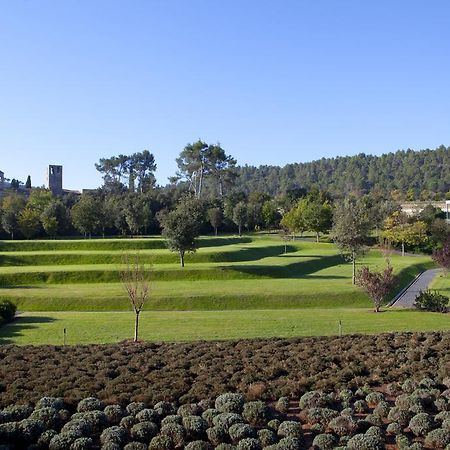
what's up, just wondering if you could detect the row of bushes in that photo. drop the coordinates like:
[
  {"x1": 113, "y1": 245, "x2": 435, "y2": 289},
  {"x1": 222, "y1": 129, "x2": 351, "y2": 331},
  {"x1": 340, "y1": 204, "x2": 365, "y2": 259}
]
[
  {"x1": 0, "y1": 300, "x2": 16, "y2": 326},
  {"x1": 415, "y1": 290, "x2": 449, "y2": 313},
  {"x1": 1, "y1": 377, "x2": 450, "y2": 449}
]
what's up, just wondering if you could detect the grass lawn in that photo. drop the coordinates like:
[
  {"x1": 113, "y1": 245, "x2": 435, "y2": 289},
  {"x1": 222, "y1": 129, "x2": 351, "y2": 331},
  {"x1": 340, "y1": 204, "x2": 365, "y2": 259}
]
[
  {"x1": 1, "y1": 308, "x2": 449, "y2": 345},
  {"x1": 430, "y1": 271, "x2": 450, "y2": 294}
]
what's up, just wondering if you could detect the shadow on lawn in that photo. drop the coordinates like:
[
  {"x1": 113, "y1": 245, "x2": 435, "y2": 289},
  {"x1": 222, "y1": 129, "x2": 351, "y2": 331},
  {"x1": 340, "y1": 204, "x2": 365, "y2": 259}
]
[
  {"x1": 209, "y1": 245, "x2": 297, "y2": 263},
  {"x1": 0, "y1": 315, "x2": 57, "y2": 345},
  {"x1": 229, "y1": 254, "x2": 346, "y2": 279}
]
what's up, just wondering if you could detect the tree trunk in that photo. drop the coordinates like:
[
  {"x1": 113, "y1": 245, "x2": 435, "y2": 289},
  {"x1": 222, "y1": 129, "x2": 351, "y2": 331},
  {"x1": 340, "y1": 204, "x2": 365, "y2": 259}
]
[
  {"x1": 401, "y1": 241, "x2": 405, "y2": 256},
  {"x1": 219, "y1": 179, "x2": 224, "y2": 199},
  {"x1": 198, "y1": 164, "x2": 204, "y2": 199},
  {"x1": 11, "y1": 231, "x2": 14, "y2": 240},
  {"x1": 134, "y1": 311, "x2": 140, "y2": 342},
  {"x1": 238, "y1": 224, "x2": 242, "y2": 237},
  {"x1": 316, "y1": 232, "x2": 319, "y2": 243},
  {"x1": 180, "y1": 251, "x2": 185, "y2": 267},
  {"x1": 214, "y1": 226, "x2": 218, "y2": 236},
  {"x1": 352, "y1": 252, "x2": 356, "y2": 285}
]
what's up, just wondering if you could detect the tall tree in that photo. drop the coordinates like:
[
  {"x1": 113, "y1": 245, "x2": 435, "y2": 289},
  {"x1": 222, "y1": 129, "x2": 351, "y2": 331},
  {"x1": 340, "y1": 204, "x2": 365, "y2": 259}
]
[
  {"x1": 71, "y1": 195, "x2": 101, "y2": 237},
  {"x1": 0, "y1": 193, "x2": 25, "y2": 239},
  {"x1": 25, "y1": 175, "x2": 32, "y2": 189},
  {"x1": 232, "y1": 202, "x2": 247, "y2": 237},
  {"x1": 262, "y1": 200, "x2": 280, "y2": 231},
  {"x1": 207, "y1": 144, "x2": 237, "y2": 198},
  {"x1": 158, "y1": 196, "x2": 203, "y2": 267},
  {"x1": 332, "y1": 198, "x2": 371, "y2": 284},
  {"x1": 18, "y1": 208, "x2": 41, "y2": 239},
  {"x1": 432, "y1": 237, "x2": 450, "y2": 271},
  {"x1": 207, "y1": 207, "x2": 223, "y2": 236},
  {"x1": 303, "y1": 199, "x2": 333, "y2": 242},
  {"x1": 130, "y1": 150, "x2": 157, "y2": 193}
]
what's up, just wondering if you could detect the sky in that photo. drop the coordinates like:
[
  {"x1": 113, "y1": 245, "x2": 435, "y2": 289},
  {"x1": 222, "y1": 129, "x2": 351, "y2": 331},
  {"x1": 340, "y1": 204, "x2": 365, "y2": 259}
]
[{"x1": 1, "y1": 0, "x2": 449, "y2": 190}]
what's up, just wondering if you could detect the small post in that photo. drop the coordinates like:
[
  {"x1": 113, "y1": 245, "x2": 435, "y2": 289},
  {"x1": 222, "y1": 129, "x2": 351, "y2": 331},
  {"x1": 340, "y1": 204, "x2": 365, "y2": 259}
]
[
  {"x1": 338, "y1": 320, "x2": 342, "y2": 337},
  {"x1": 63, "y1": 328, "x2": 66, "y2": 346}
]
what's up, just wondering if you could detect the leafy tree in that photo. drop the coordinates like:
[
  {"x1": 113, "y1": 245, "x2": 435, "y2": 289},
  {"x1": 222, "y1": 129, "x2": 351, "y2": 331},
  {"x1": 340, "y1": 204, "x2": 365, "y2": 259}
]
[
  {"x1": 0, "y1": 193, "x2": 26, "y2": 239},
  {"x1": 71, "y1": 195, "x2": 101, "y2": 237},
  {"x1": 303, "y1": 199, "x2": 333, "y2": 242},
  {"x1": 280, "y1": 198, "x2": 308, "y2": 239},
  {"x1": 9, "y1": 179, "x2": 20, "y2": 189},
  {"x1": 123, "y1": 193, "x2": 151, "y2": 236},
  {"x1": 18, "y1": 208, "x2": 41, "y2": 239},
  {"x1": 356, "y1": 262, "x2": 395, "y2": 312},
  {"x1": 25, "y1": 175, "x2": 32, "y2": 189},
  {"x1": 262, "y1": 200, "x2": 280, "y2": 230},
  {"x1": 382, "y1": 212, "x2": 428, "y2": 256},
  {"x1": 40, "y1": 200, "x2": 70, "y2": 237},
  {"x1": 27, "y1": 189, "x2": 53, "y2": 214},
  {"x1": 207, "y1": 144, "x2": 237, "y2": 198},
  {"x1": 158, "y1": 196, "x2": 203, "y2": 267},
  {"x1": 207, "y1": 207, "x2": 223, "y2": 236},
  {"x1": 332, "y1": 198, "x2": 371, "y2": 284},
  {"x1": 131, "y1": 150, "x2": 157, "y2": 193},
  {"x1": 232, "y1": 202, "x2": 247, "y2": 237},
  {"x1": 432, "y1": 238, "x2": 450, "y2": 271},
  {"x1": 120, "y1": 254, "x2": 150, "y2": 342}
]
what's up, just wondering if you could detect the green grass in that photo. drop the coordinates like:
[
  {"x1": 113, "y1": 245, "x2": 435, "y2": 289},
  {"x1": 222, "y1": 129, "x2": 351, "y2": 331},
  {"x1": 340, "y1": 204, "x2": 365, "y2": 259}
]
[
  {"x1": 430, "y1": 271, "x2": 450, "y2": 294},
  {"x1": 1, "y1": 308, "x2": 449, "y2": 345}
]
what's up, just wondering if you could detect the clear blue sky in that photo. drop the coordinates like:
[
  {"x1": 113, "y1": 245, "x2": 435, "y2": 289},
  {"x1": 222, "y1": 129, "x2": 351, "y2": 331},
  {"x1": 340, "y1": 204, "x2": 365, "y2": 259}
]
[{"x1": 1, "y1": 0, "x2": 449, "y2": 190}]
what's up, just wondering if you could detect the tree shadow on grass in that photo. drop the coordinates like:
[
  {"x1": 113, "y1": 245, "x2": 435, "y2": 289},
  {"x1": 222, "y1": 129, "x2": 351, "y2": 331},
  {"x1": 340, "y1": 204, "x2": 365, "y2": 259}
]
[
  {"x1": 0, "y1": 315, "x2": 57, "y2": 345},
  {"x1": 209, "y1": 245, "x2": 297, "y2": 263},
  {"x1": 228, "y1": 254, "x2": 346, "y2": 279}
]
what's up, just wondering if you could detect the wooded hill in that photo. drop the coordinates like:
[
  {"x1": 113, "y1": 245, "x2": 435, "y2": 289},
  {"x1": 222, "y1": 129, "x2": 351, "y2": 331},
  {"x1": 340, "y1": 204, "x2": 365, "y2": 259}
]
[{"x1": 232, "y1": 145, "x2": 450, "y2": 199}]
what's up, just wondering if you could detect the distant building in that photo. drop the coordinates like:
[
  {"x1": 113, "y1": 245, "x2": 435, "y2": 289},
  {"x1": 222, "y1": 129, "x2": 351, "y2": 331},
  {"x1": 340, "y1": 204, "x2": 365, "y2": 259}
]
[
  {"x1": 401, "y1": 200, "x2": 450, "y2": 222},
  {"x1": 0, "y1": 170, "x2": 4, "y2": 185},
  {"x1": 47, "y1": 165, "x2": 63, "y2": 195}
]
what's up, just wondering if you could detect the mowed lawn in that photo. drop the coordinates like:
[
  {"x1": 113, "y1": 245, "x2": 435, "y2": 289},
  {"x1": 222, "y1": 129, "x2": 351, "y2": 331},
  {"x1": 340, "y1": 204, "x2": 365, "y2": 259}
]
[
  {"x1": 431, "y1": 271, "x2": 450, "y2": 294},
  {"x1": 1, "y1": 309, "x2": 449, "y2": 345}
]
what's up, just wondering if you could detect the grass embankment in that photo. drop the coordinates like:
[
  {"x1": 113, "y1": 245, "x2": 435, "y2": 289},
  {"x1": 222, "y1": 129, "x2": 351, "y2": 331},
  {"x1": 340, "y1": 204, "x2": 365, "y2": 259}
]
[
  {"x1": 1, "y1": 309, "x2": 449, "y2": 345},
  {"x1": 430, "y1": 271, "x2": 450, "y2": 294}
]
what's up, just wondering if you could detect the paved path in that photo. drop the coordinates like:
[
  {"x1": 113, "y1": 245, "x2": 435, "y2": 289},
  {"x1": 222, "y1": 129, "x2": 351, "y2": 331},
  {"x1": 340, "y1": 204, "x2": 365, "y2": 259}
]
[{"x1": 391, "y1": 268, "x2": 442, "y2": 308}]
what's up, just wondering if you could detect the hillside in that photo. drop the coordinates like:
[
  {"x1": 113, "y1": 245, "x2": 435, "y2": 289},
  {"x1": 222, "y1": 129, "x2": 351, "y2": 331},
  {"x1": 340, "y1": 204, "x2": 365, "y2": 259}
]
[{"x1": 232, "y1": 145, "x2": 450, "y2": 198}]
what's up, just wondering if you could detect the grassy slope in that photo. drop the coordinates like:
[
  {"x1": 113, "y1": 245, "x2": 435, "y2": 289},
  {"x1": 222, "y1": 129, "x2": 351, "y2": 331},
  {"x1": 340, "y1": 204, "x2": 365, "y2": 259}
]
[
  {"x1": 430, "y1": 271, "x2": 450, "y2": 294},
  {"x1": 1, "y1": 309, "x2": 449, "y2": 345}
]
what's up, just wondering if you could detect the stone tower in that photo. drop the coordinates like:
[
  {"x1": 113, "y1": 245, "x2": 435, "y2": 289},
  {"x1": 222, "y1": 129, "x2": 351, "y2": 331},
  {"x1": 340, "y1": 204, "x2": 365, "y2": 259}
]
[{"x1": 47, "y1": 165, "x2": 63, "y2": 195}]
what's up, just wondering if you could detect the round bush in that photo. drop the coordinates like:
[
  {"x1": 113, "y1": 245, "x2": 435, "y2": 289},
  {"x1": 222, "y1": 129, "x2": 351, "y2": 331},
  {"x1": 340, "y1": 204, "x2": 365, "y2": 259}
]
[
  {"x1": 148, "y1": 434, "x2": 173, "y2": 450},
  {"x1": 409, "y1": 443, "x2": 424, "y2": 450},
  {"x1": 161, "y1": 414, "x2": 183, "y2": 427},
  {"x1": 1, "y1": 404, "x2": 33, "y2": 423},
  {"x1": 178, "y1": 403, "x2": 202, "y2": 417},
  {"x1": 409, "y1": 413, "x2": 434, "y2": 437},
  {"x1": 299, "y1": 391, "x2": 331, "y2": 409},
  {"x1": 372, "y1": 401, "x2": 390, "y2": 419},
  {"x1": 130, "y1": 421, "x2": 158, "y2": 442},
  {"x1": 215, "y1": 393, "x2": 245, "y2": 414},
  {"x1": 182, "y1": 415, "x2": 208, "y2": 439},
  {"x1": 120, "y1": 415, "x2": 138, "y2": 430},
  {"x1": 277, "y1": 421, "x2": 303, "y2": 439},
  {"x1": 267, "y1": 418, "x2": 281, "y2": 432},
  {"x1": 237, "y1": 438, "x2": 261, "y2": 450},
  {"x1": 160, "y1": 423, "x2": 186, "y2": 447},
  {"x1": 153, "y1": 401, "x2": 176, "y2": 417},
  {"x1": 135, "y1": 408, "x2": 159, "y2": 423},
  {"x1": 386, "y1": 422, "x2": 402, "y2": 435},
  {"x1": 365, "y1": 392, "x2": 384, "y2": 406},
  {"x1": 100, "y1": 426, "x2": 128, "y2": 445},
  {"x1": 310, "y1": 422, "x2": 325, "y2": 434},
  {"x1": 30, "y1": 407, "x2": 61, "y2": 430},
  {"x1": 402, "y1": 379, "x2": 417, "y2": 394},
  {"x1": 207, "y1": 425, "x2": 227, "y2": 446},
  {"x1": 229, "y1": 423, "x2": 256, "y2": 443},
  {"x1": 213, "y1": 413, "x2": 243, "y2": 430},
  {"x1": 104, "y1": 405, "x2": 126, "y2": 425},
  {"x1": 242, "y1": 401, "x2": 270, "y2": 427},
  {"x1": 312, "y1": 433, "x2": 337, "y2": 449},
  {"x1": 60, "y1": 419, "x2": 92, "y2": 437},
  {"x1": 424, "y1": 428, "x2": 450, "y2": 448},
  {"x1": 328, "y1": 415, "x2": 356, "y2": 436},
  {"x1": 202, "y1": 409, "x2": 220, "y2": 426},
  {"x1": 184, "y1": 440, "x2": 213, "y2": 450},
  {"x1": 77, "y1": 397, "x2": 104, "y2": 413},
  {"x1": 354, "y1": 399, "x2": 369, "y2": 413},
  {"x1": 443, "y1": 419, "x2": 450, "y2": 431},
  {"x1": 123, "y1": 442, "x2": 147, "y2": 450},
  {"x1": 347, "y1": 433, "x2": 383, "y2": 450},
  {"x1": 0, "y1": 300, "x2": 16, "y2": 322},
  {"x1": 36, "y1": 397, "x2": 65, "y2": 410},
  {"x1": 387, "y1": 407, "x2": 413, "y2": 427},
  {"x1": 305, "y1": 407, "x2": 338, "y2": 426},
  {"x1": 257, "y1": 428, "x2": 277, "y2": 446},
  {"x1": 276, "y1": 436, "x2": 303, "y2": 449},
  {"x1": 215, "y1": 444, "x2": 237, "y2": 450},
  {"x1": 70, "y1": 437, "x2": 93, "y2": 450},
  {"x1": 37, "y1": 429, "x2": 58, "y2": 447},
  {"x1": 19, "y1": 418, "x2": 44, "y2": 442},
  {"x1": 126, "y1": 402, "x2": 146, "y2": 417},
  {"x1": 49, "y1": 433, "x2": 79, "y2": 450},
  {"x1": 275, "y1": 397, "x2": 290, "y2": 414}
]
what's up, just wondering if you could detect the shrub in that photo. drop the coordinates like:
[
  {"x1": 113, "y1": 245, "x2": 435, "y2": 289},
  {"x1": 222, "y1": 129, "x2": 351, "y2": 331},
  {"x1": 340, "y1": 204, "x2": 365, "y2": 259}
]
[
  {"x1": 0, "y1": 300, "x2": 16, "y2": 324},
  {"x1": 236, "y1": 438, "x2": 261, "y2": 450},
  {"x1": 1, "y1": 404, "x2": 33, "y2": 422},
  {"x1": 436, "y1": 412, "x2": 450, "y2": 424},
  {"x1": 242, "y1": 401, "x2": 270, "y2": 427},
  {"x1": 267, "y1": 418, "x2": 281, "y2": 432},
  {"x1": 387, "y1": 407, "x2": 413, "y2": 427},
  {"x1": 123, "y1": 442, "x2": 147, "y2": 450},
  {"x1": 184, "y1": 441, "x2": 213, "y2": 450},
  {"x1": 126, "y1": 402, "x2": 146, "y2": 416},
  {"x1": 213, "y1": 412, "x2": 243, "y2": 429},
  {"x1": 207, "y1": 425, "x2": 228, "y2": 446},
  {"x1": 229, "y1": 423, "x2": 257, "y2": 443},
  {"x1": 395, "y1": 434, "x2": 411, "y2": 450},
  {"x1": 104, "y1": 405, "x2": 126, "y2": 425},
  {"x1": 70, "y1": 437, "x2": 94, "y2": 450},
  {"x1": 37, "y1": 429, "x2": 58, "y2": 447},
  {"x1": 161, "y1": 414, "x2": 183, "y2": 427},
  {"x1": 312, "y1": 433, "x2": 337, "y2": 449},
  {"x1": 77, "y1": 397, "x2": 104, "y2": 413},
  {"x1": 354, "y1": 399, "x2": 369, "y2": 413},
  {"x1": 130, "y1": 421, "x2": 158, "y2": 442},
  {"x1": 154, "y1": 401, "x2": 176, "y2": 417},
  {"x1": 215, "y1": 393, "x2": 245, "y2": 414},
  {"x1": 49, "y1": 433, "x2": 79, "y2": 450},
  {"x1": 276, "y1": 436, "x2": 303, "y2": 449},
  {"x1": 182, "y1": 415, "x2": 208, "y2": 439},
  {"x1": 386, "y1": 422, "x2": 402, "y2": 435},
  {"x1": 131, "y1": 408, "x2": 155, "y2": 423},
  {"x1": 365, "y1": 414, "x2": 383, "y2": 427},
  {"x1": 409, "y1": 413, "x2": 434, "y2": 437},
  {"x1": 215, "y1": 445, "x2": 237, "y2": 450},
  {"x1": 414, "y1": 290, "x2": 449, "y2": 312},
  {"x1": 310, "y1": 422, "x2": 325, "y2": 434},
  {"x1": 202, "y1": 409, "x2": 220, "y2": 426},
  {"x1": 372, "y1": 401, "x2": 390, "y2": 418},
  {"x1": 347, "y1": 433, "x2": 384, "y2": 450},
  {"x1": 120, "y1": 415, "x2": 138, "y2": 430},
  {"x1": 100, "y1": 426, "x2": 128, "y2": 445},
  {"x1": 365, "y1": 392, "x2": 384, "y2": 406},
  {"x1": 60, "y1": 419, "x2": 92, "y2": 436},
  {"x1": 275, "y1": 397, "x2": 290, "y2": 414},
  {"x1": 19, "y1": 418, "x2": 44, "y2": 442},
  {"x1": 257, "y1": 428, "x2": 277, "y2": 446},
  {"x1": 160, "y1": 423, "x2": 186, "y2": 447},
  {"x1": 304, "y1": 407, "x2": 338, "y2": 426},
  {"x1": 277, "y1": 421, "x2": 303, "y2": 439},
  {"x1": 30, "y1": 407, "x2": 61, "y2": 429},
  {"x1": 299, "y1": 391, "x2": 331, "y2": 409},
  {"x1": 424, "y1": 428, "x2": 450, "y2": 448},
  {"x1": 443, "y1": 419, "x2": 450, "y2": 431},
  {"x1": 36, "y1": 397, "x2": 65, "y2": 410},
  {"x1": 178, "y1": 403, "x2": 203, "y2": 417},
  {"x1": 148, "y1": 434, "x2": 173, "y2": 450},
  {"x1": 328, "y1": 415, "x2": 356, "y2": 436}
]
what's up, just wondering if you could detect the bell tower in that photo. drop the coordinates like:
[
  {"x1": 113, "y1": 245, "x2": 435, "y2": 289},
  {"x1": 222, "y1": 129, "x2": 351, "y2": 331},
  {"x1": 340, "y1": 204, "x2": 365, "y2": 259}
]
[{"x1": 47, "y1": 165, "x2": 63, "y2": 195}]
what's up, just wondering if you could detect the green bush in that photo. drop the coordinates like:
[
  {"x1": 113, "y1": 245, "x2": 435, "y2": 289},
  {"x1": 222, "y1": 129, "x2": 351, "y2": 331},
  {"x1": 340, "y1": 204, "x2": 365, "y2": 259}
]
[
  {"x1": 312, "y1": 433, "x2": 337, "y2": 449},
  {"x1": 229, "y1": 423, "x2": 256, "y2": 443},
  {"x1": 424, "y1": 428, "x2": 450, "y2": 448},
  {"x1": 409, "y1": 413, "x2": 434, "y2": 437},
  {"x1": 414, "y1": 290, "x2": 449, "y2": 312},
  {"x1": 215, "y1": 393, "x2": 245, "y2": 414},
  {"x1": 0, "y1": 300, "x2": 16, "y2": 324},
  {"x1": 130, "y1": 421, "x2": 158, "y2": 442},
  {"x1": 160, "y1": 423, "x2": 186, "y2": 447},
  {"x1": 242, "y1": 401, "x2": 270, "y2": 427}
]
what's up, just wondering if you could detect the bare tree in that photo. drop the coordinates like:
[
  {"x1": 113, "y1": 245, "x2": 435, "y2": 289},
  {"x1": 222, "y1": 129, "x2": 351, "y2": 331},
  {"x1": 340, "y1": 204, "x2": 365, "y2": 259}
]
[{"x1": 120, "y1": 253, "x2": 150, "y2": 342}]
